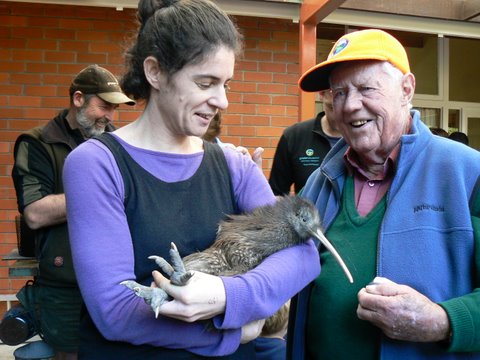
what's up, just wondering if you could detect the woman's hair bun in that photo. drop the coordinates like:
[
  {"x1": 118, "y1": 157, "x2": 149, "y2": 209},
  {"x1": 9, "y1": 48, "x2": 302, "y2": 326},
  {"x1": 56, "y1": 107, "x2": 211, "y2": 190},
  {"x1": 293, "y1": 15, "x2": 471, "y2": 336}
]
[{"x1": 137, "y1": 0, "x2": 176, "y2": 27}]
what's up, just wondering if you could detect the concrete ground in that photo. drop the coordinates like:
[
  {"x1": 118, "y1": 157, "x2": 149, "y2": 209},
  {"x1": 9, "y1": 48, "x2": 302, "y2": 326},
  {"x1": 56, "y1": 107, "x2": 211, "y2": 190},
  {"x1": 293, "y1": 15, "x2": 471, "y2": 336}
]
[{"x1": 0, "y1": 335, "x2": 43, "y2": 360}]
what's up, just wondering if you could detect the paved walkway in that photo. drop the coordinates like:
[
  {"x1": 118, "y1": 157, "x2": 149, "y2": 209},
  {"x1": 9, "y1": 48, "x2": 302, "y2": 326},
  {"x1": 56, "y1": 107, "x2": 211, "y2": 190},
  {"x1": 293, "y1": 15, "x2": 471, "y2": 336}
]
[{"x1": 0, "y1": 335, "x2": 42, "y2": 360}]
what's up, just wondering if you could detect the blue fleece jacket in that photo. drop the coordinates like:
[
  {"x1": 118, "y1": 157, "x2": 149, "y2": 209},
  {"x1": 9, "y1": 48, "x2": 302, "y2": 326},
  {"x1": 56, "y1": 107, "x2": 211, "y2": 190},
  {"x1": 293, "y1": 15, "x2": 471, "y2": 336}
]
[{"x1": 287, "y1": 111, "x2": 480, "y2": 359}]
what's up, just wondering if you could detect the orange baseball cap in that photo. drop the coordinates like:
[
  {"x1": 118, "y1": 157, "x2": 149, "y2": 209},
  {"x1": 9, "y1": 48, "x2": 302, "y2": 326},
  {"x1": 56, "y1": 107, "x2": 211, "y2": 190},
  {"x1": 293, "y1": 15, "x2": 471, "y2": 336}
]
[{"x1": 299, "y1": 29, "x2": 410, "y2": 92}]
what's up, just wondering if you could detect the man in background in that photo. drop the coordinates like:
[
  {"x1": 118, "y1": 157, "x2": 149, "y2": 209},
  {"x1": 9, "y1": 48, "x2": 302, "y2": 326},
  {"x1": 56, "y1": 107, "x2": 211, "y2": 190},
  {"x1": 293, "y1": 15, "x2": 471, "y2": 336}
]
[
  {"x1": 449, "y1": 131, "x2": 469, "y2": 146},
  {"x1": 269, "y1": 90, "x2": 341, "y2": 195},
  {"x1": 11, "y1": 64, "x2": 135, "y2": 360},
  {"x1": 203, "y1": 112, "x2": 264, "y2": 168}
]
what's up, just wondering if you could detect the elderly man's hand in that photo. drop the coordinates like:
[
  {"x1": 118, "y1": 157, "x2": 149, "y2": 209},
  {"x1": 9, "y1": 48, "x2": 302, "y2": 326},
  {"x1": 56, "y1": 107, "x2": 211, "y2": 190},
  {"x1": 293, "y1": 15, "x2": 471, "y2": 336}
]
[
  {"x1": 357, "y1": 277, "x2": 450, "y2": 342},
  {"x1": 240, "y1": 319, "x2": 265, "y2": 344}
]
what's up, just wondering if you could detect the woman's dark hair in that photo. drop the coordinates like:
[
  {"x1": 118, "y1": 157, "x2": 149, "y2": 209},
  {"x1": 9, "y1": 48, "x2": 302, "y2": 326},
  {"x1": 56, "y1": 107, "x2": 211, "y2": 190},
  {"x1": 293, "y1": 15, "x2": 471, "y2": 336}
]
[{"x1": 121, "y1": 0, "x2": 243, "y2": 100}]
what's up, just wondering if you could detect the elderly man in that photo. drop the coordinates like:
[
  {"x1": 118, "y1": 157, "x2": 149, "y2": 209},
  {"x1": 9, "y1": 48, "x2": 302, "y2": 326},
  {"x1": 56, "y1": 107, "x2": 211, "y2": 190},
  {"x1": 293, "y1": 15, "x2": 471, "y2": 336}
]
[
  {"x1": 11, "y1": 64, "x2": 135, "y2": 360},
  {"x1": 287, "y1": 29, "x2": 480, "y2": 359}
]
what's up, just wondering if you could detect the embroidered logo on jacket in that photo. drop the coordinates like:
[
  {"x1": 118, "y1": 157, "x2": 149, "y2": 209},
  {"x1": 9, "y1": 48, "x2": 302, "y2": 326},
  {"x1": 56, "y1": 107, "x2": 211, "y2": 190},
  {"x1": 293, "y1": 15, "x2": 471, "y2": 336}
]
[{"x1": 413, "y1": 204, "x2": 445, "y2": 213}]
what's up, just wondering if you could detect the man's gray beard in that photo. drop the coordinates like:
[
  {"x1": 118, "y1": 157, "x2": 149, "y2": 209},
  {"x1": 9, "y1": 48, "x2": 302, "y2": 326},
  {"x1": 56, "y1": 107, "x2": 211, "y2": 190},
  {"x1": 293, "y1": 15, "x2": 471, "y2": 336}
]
[{"x1": 76, "y1": 108, "x2": 105, "y2": 138}]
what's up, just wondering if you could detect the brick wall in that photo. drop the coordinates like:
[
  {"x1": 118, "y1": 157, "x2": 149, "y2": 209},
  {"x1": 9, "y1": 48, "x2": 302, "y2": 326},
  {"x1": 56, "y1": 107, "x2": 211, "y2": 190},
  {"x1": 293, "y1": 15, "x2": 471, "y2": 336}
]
[{"x1": 0, "y1": 1, "x2": 301, "y2": 295}]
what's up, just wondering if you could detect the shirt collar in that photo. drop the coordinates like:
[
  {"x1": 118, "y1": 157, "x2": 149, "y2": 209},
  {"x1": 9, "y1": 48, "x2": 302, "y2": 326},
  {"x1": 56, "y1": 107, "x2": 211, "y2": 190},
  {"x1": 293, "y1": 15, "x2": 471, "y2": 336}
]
[{"x1": 343, "y1": 115, "x2": 412, "y2": 181}]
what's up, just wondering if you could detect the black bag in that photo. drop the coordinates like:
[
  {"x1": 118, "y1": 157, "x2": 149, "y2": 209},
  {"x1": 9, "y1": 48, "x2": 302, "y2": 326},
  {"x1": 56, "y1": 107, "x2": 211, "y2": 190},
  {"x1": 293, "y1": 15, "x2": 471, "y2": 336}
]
[{"x1": 0, "y1": 280, "x2": 41, "y2": 345}]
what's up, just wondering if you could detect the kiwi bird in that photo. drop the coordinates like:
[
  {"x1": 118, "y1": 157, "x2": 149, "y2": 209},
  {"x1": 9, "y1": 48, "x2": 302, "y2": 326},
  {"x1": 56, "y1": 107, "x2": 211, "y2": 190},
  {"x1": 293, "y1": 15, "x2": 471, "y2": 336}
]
[{"x1": 122, "y1": 195, "x2": 353, "y2": 319}]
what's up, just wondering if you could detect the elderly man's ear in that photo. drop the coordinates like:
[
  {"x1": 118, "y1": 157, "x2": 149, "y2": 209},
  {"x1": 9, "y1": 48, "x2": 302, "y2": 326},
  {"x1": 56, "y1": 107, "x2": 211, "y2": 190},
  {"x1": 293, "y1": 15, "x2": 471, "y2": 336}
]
[{"x1": 401, "y1": 73, "x2": 416, "y2": 107}]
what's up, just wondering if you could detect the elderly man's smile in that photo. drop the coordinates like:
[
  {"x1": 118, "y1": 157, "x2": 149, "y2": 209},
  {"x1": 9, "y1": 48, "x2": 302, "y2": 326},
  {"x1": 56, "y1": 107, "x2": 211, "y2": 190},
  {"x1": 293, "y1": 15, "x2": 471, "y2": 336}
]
[{"x1": 351, "y1": 119, "x2": 373, "y2": 128}]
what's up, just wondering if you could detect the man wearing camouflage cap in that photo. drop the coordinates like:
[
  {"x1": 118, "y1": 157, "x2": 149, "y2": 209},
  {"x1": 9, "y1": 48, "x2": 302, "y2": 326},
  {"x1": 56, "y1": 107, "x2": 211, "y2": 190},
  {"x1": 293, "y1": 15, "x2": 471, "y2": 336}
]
[
  {"x1": 288, "y1": 29, "x2": 480, "y2": 359},
  {"x1": 11, "y1": 64, "x2": 135, "y2": 360}
]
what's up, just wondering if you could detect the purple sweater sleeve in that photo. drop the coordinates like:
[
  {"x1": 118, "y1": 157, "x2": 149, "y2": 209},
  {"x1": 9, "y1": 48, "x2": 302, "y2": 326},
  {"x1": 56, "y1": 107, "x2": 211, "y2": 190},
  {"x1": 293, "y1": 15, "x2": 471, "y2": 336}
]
[
  {"x1": 63, "y1": 139, "x2": 319, "y2": 355},
  {"x1": 218, "y1": 239, "x2": 319, "y2": 329},
  {"x1": 219, "y1": 148, "x2": 321, "y2": 329}
]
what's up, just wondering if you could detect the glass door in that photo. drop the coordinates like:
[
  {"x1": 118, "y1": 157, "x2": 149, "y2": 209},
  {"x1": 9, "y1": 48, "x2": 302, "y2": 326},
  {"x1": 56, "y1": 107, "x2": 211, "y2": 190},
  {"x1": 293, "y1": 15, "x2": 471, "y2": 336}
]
[{"x1": 466, "y1": 109, "x2": 480, "y2": 151}]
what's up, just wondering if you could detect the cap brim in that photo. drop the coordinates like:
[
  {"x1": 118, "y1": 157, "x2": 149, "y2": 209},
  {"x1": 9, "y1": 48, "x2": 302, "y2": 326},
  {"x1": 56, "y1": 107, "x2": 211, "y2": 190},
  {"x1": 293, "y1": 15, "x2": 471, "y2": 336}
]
[
  {"x1": 299, "y1": 62, "x2": 337, "y2": 93},
  {"x1": 97, "y1": 92, "x2": 136, "y2": 106},
  {"x1": 299, "y1": 54, "x2": 391, "y2": 92}
]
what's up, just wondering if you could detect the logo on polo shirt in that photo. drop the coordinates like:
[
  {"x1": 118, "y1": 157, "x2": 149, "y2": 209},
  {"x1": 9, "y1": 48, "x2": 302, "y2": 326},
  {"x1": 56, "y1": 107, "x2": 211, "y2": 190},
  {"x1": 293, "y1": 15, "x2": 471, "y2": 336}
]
[{"x1": 299, "y1": 149, "x2": 320, "y2": 167}]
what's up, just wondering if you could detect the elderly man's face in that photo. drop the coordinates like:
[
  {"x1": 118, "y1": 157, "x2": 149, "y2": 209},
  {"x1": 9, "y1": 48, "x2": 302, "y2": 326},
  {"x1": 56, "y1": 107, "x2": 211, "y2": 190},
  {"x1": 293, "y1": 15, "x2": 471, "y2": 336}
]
[{"x1": 330, "y1": 61, "x2": 413, "y2": 163}]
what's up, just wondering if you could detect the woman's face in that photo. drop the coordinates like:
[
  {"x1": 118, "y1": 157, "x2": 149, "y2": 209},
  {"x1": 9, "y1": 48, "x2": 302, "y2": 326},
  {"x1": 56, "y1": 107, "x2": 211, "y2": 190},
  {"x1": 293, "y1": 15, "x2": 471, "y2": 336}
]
[{"x1": 154, "y1": 46, "x2": 235, "y2": 138}]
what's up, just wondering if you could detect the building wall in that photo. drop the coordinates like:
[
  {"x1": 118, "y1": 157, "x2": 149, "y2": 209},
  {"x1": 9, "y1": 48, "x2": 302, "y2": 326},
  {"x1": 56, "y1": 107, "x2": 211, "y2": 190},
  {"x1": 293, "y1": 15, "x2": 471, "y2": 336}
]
[{"x1": 0, "y1": 1, "x2": 301, "y2": 296}]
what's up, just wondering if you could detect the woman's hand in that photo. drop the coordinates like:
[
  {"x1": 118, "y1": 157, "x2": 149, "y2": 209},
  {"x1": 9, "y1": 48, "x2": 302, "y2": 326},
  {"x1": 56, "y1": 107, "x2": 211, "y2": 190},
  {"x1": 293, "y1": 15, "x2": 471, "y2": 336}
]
[
  {"x1": 222, "y1": 143, "x2": 264, "y2": 168},
  {"x1": 152, "y1": 270, "x2": 226, "y2": 322}
]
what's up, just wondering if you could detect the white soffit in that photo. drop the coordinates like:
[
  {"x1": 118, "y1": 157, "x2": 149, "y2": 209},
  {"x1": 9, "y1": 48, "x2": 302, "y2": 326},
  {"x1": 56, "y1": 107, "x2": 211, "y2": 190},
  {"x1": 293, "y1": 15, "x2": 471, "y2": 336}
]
[
  {"x1": 217, "y1": 0, "x2": 300, "y2": 21},
  {"x1": 4, "y1": 1, "x2": 480, "y2": 39},
  {"x1": 4, "y1": 0, "x2": 301, "y2": 21},
  {"x1": 325, "y1": 8, "x2": 480, "y2": 40},
  {"x1": 4, "y1": 0, "x2": 138, "y2": 7}
]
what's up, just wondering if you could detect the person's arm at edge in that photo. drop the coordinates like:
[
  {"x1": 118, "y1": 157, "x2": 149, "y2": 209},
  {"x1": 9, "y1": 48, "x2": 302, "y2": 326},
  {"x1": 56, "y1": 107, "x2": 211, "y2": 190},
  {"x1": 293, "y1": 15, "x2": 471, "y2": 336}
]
[
  {"x1": 439, "y1": 184, "x2": 480, "y2": 352},
  {"x1": 269, "y1": 134, "x2": 294, "y2": 196},
  {"x1": 23, "y1": 194, "x2": 66, "y2": 229},
  {"x1": 13, "y1": 138, "x2": 67, "y2": 229}
]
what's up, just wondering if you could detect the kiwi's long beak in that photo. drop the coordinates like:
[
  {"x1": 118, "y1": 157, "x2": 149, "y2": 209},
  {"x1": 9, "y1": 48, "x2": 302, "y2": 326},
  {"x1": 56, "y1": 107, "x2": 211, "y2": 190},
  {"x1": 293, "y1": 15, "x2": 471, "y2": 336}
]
[{"x1": 311, "y1": 229, "x2": 354, "y2": 283}]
